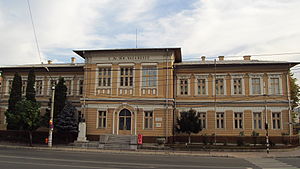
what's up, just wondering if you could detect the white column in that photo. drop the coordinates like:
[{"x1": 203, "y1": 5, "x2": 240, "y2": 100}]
[
  {"x1": 116, "y1": 112, "x2": 119, "y2": 135},
  {"x1": 112, "y1": 111, "x2": 115, "y2": 134}
]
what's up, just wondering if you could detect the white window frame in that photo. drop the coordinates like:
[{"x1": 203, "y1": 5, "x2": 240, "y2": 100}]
[
  {"x1": 271, "y1": 112, "x2": 282, "y2": 130},
  {"x1": 249, "y1": 73, "x2": 264, "y2": 95},
  {"x1": 64, "y1": 77, "x2": 74, "y2": 96},
  {"x1": 198, "y1": 112, "x2": 207, "y2": 129},
  {"x1": 252, "y1": 112, "x2": 263, "y2": 130},
  {"x1": 268, "y1": 73, "x2": 282, "y2": 95},
  {"x1": 77, "y1": 78, "x2": 84, "y2": 95},
  {"x1": 97, "y1": 109, "x2": 107, "y2": 129},
  {"x1": 233, "y1": 112, "x2": 244, "y2": 129},
  {"x1": 213, "y1": 74, "x2": 227, "y2": 96},
  {"x1": 96, "y1": 64, "x2": 112, "y2": 88},
  {"x1": 143, "y1": 110, "x2": 154, "y2": 130},
  {"x1": 194, "y1": 74, "x2": 209, "y2": 96},
  {"x1": 141, "y1": 63, "x2": 158, "y2": 89},
  {"x1": 5, "y1": 77, "x2": 13, "y2": 95},
  {"x1": 35, "y1": 76, "x2": 44, "y2": 96},
  {"x1": 216, "y1": 112, "x2": 225, "y2": 129},
  {"x1": 230, "y1": 74, "x2": 245, "y2": 95},
  {"x1": 177, "y1": 74, "x2": 191, "y2": 96},
  {"x1": 118, "y1": 63, "x2": 135, "y2": 89},
  {"x1": 47, "y1": 77, "x2": 59, "y2": 95}
]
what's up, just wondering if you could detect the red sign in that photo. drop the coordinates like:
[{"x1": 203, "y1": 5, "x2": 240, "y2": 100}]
[{"x1": 138, "y1": 134, "x2": 143, "y2": 145}]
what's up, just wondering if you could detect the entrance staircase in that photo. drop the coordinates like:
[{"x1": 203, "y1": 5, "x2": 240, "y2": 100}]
[{"x1": 99, "y1": 134, "x2": 137, "y2": 150}]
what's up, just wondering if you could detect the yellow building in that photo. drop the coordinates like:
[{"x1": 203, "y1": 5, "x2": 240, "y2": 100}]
[{"x1": 0, "y1": 48, "x2": 299, "y2": 143}]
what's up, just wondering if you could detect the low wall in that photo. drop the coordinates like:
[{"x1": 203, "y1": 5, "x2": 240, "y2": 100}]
[{"x1": 0, "y1": 130, "x2": 77, "y2": 145}]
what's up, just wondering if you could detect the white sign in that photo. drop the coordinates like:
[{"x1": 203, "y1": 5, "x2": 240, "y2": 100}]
[
  {"x1": 156, "y1": 123, "x2": 161, "y2": 127},
  {"x1": 155, "y1": 117, "x2": 162, "y2": 122}
]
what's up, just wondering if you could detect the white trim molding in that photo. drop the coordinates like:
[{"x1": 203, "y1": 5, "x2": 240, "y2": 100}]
[
  {"x1": 212, "y1": 74, "x2": 227, "y2": 96},
  {"x1": 267, "y1": 73, "x2": 283, "y2": 95},
  {"x1": 249, "y1": 73, "x2": 264, "y2": 95},
  {"x1": 176, "y1": 74, "x2": 191, "y2": 96},
  {"x1": 194, "y1": 74, "x2": 209, "y2": 96},
  {"x1": 230, "y1": 73, "x2": 245, "y2": 96}
]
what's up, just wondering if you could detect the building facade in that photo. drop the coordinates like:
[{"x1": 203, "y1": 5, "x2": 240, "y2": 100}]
[{"x1": 0, "y1": 48, "x2": 298, "y2": 141}]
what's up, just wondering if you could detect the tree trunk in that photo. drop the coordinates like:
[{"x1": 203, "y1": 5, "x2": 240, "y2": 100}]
[
  {"x1": 28, "y1": 131, "x2": 33, "y2": 147},
  {"x1": 188, "y1": 133, "x2": 191, "y2": 144}
]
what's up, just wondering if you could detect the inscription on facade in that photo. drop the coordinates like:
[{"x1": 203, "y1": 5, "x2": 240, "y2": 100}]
[{"x1": 108, "y1": 56, "x2": 150, "y2": 61}]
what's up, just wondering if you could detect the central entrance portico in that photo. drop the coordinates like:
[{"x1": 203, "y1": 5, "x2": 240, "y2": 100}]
[
  {"x1": 118, "y1": 109, "x2": 131, "y2": 135},
  {"x1": 114, "y1": 104, "x2": 136, "y2": 135}
]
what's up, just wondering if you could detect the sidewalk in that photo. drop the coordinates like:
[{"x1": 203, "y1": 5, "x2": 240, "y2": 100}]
[{"x1": 0, "y1": 143, "x2": 299, "y2": 159}]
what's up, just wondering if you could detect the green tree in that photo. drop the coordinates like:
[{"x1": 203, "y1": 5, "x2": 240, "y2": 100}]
[
  {"x1": 56, "y1": 102, "x2": 78, "y2": 143},
  {"x1": 5, "y1": 72, "x2": 22, "y2": 130},
  {"x1": 25, "y1": 68, "x2": 36, "y2": 102},
  {"x1": 15, "y1": 99, "x2": 41, "y2": 146},
  {"x1": 176, "y1": 109, "x2": 202, "y2": 143},
  {"x1": 290, "y1": 72, "x2": 300, "y2": 109}
]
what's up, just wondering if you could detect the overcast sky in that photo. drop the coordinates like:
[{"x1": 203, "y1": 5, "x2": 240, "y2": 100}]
[{"x1": 0, "y1": 0, "x2": 300, "y2": 80}]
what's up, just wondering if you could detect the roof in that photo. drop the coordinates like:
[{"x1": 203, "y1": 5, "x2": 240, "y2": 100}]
[
  {"x1": 175, "y1": 59, "x2": 300, "y2": 67},
  {"x1": 0, "y1": 63, "x2": 84, "y2": 69},
  {"x1": 73, "y1": 47, "x2": 182, "y2": 63}
]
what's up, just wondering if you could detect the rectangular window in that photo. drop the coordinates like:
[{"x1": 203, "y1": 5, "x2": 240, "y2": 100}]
[
  {"x1": 234, "y1": 112, "x2": 243, "y2": 129},
  {"x1": 98, "y1": 111, "x2": 106, "y2": 128},
  {"x1": 120, "y1": 67, "x2": 133, "y2": 87},
  {"x1": 79, "y1": 80, "x2": 84, "y2": 95},
  {"x1": 253, "y1": 112, "x2": 262, "y2": 129},
  {"x1": 142, "y1": 66, "x2": 157, "y2": 88},
  {"x1": 144, "y1": 111, "x2": 153, "y2": 129},
  {"x1": 22, "y1": 80, "x2": 27, "y2": 95},
  {"x1": 98, "y1": 68, "x2": 111, "y2": 87},
  {"x1": 199, "y1": 112, "x2": 206, "y2": 129},
  {"x1": 216, "y1": 112, "x2": 225, "y2": 129},
  {"x1": 272, "y1": 112, "x2": 281, "y2": 129},
  {"x1": 233, "y1": 78, "x2": 242, "y2": 95},
  {"x1": 215, "y1": 78, "x2": 224, "y2": 95},
  {"x1": 197, "y1": 79, "x2": 206, "y2": 95},
  {"x1": 65, "y1": 80, "x2": 72, "y2": 95},
  {"x1": 251, "y1": 78, "x2": 261, "y2": 94},
  {"x1": 270, "y1": 78, "x2": 280, "y2": 95},
  {"x1": 180, "y1": 79, "x2": 188, "y2": 95},
  {"x1": 35, "y1": 80, "x2": 43, "y2": 95}
]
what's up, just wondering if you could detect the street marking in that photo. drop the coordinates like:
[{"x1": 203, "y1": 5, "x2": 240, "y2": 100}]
[
  {"x1": 0, "y1": 160, "x2": 118, "y2": 169},
  {"x1": 0, "y1": 154, "x2": 251, "y2": 169},
  {"x1": 246, "y1": 158, "x2": 299, "y2": 169}
]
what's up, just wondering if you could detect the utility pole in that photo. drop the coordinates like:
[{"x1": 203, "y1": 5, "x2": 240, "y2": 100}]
[
  {"x1": 264, "y1": 94, "x2": 269, "y2": 154},
  {"x1": 48, "y1": 85, "x2": 55, "y2": 147}
]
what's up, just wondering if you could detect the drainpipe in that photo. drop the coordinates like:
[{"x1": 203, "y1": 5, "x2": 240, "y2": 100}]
[
  {"x1": 165, "y1": 49, "x2": 169, "y2": 142},
  {"x1": 286, "y1": 71, "x2": 292, "y2": 136}
]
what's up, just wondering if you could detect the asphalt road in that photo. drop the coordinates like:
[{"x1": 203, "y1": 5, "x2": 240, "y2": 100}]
[{"x1": 0, "y1": 147, "x2": 259, "y2": 169}]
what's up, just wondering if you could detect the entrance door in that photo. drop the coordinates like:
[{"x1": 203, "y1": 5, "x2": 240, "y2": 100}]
[{"x1": 118, "y1": 109, "x2": 131, "y2": 135}]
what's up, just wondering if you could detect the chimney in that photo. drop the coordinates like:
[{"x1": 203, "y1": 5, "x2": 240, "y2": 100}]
[
  {"x1": 71, "y1": 57, "x2": 76, "y2": 64},
  {"x1": 243, "y1": 55, "x2": 251, "y2": 60},
  {"x1": 218, "y1": 56, "x2": 224, "y2": 61},
  {"x1": 48, "y1": 60, "x2": 52, "y2": 64},
  {"x1": 201, "y1": 56, "x2": 206, "y2": 62}
]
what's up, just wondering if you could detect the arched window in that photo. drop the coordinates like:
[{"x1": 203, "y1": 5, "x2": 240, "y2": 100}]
[{"x1": 119, "y1": 109, "x2": 131, "y2": 130}]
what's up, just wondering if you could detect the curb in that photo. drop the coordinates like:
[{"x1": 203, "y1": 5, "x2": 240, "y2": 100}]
[{"x1": 0, "y1": 144, "x2": 299, "y2": 158}]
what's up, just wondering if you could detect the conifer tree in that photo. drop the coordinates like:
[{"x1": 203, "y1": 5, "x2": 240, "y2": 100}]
[
  {"x1": 54, "y1": 77, "x2": 67, "y2": 118},
  {"x1": 25, "y1": 68, "x2": 36, "y2": 102},
  {"x1": 56, "y1": 102, "x2": 78, "y2": 133},
  {"x1": 5, "y1": 72, "x2": 22, "y2": 130}
]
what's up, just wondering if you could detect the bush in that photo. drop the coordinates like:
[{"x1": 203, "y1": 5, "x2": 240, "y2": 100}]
[{"x1": 252, "y1": 131, "x2": 259, "y2": 146}]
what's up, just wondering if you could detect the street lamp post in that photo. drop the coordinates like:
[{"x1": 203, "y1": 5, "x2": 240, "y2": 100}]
[{"x1": 48, "y1": 85, "x2": 55, "y2": 147}]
